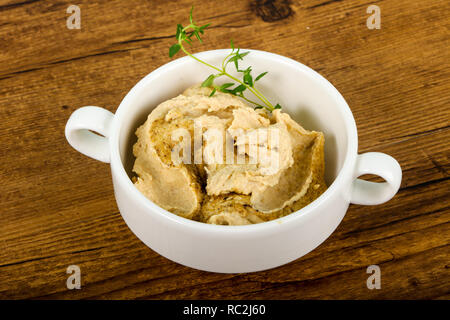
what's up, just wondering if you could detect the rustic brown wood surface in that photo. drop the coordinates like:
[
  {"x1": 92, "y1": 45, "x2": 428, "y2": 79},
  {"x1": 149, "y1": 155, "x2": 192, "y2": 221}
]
[{"x1": 0, "y1": 0, "x2": 449, "y2": 300}]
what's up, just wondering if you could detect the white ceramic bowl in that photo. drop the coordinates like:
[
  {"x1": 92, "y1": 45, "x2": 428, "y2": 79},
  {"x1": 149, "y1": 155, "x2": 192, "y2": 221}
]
[{"x1": 65, "y1": 49, "x2": 402, "y2": 273}]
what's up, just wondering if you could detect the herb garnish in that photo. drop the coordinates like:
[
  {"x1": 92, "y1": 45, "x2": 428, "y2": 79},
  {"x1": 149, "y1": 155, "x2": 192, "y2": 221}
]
[{"x1": 169, "y1": 7, "x2": 282, "y2": 112}]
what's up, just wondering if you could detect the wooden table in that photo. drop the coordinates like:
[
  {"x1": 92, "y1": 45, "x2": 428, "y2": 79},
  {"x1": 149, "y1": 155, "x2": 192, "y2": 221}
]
[{"x1": 0, "y1": 0, "x2": 448, "y2": 299}]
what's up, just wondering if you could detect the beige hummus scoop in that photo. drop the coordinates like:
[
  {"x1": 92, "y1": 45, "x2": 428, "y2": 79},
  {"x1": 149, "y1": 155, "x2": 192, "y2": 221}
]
[
  {"x1": 250, "y1": 111, "x2": 326, "y2": 213},
  {"x1": 131, "y1": 86, "x2": 327, "y2": 225}
]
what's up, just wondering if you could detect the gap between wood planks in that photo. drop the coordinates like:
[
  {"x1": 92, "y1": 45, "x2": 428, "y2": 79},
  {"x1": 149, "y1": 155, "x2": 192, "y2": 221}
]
[
  {"x1": 6, "y1": 213, "x2": 448, "y2": 299},
  {"x1": 126, "y1": 243, "x2": 449, "y2": 300},
  {"x1": 0, "y1": 246, "x2": 105, "y2": 269},
  {"x1": 0, "y1": 22, "x2": 251, "y2": 80}
]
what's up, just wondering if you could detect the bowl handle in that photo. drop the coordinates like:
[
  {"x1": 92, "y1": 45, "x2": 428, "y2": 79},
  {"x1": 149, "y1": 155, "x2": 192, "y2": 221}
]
[
  {"x1": 350, "y1": 152, "x2": 402, "y2": 205},
  {"x1": 65, "y1": 106, "x2": 114, "y2": 163}
]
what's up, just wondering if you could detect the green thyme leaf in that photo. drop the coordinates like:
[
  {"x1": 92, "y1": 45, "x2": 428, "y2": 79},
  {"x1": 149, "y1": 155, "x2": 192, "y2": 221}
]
[
  {"x1": 176, "y1": 24, "x2": 184, "y2": 41},
  {"x1": 255, "y1": 71, "x2": 268, "y2": 82},
  {"x1": 219, "y1": 83, "x2": 234, "y2": 91},
  {"x1": 194, "y1": 31, "x2": 202, "y2": 42},
  {"x1": 201, "y1": 74, "x2": 215, "y2": 87},
  {"x1": 238, "y1": 51, "x2": 250, "y2": 59},
  {"x1": 199, "y1": 23, "x2": 210, "y2": 33},
  {"x1": 228, "y1": 50, "x2": 250, "y2": 71},
  {"x1": 189, "y1": 6, "x2": 194, "y2": 24},
  {"x1": 169, "y1": 43, "x2": 181, "y2": 57},
  {"x1": 169, "y1": 7, "x2": 282, "y2": 112},
  {"x1": 243, "y1": 74, "x2": 253, "y2": 86},
  {"x1": 232, "y1": 84, "x2": 247, "y2": 94}
]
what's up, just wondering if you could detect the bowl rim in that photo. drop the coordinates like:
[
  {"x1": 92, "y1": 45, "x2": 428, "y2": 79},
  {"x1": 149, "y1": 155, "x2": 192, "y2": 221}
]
[{"x1": 110, "y1": 49, "x2": 358, "y2": 234}]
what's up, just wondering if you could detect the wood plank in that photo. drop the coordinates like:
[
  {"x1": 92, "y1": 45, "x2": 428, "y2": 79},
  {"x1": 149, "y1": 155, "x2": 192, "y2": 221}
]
[
  {"x1": 0, "y1": 0, "x2": 448, "y2": 299},
  {"x1": 0, "y1": 131, "x2": 448, "y2": 299}
]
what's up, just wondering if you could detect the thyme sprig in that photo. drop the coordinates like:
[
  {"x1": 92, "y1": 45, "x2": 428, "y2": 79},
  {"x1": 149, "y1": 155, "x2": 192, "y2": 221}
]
[{"x1": 169, "y1": 7, "x2": 282, "y2": 112}]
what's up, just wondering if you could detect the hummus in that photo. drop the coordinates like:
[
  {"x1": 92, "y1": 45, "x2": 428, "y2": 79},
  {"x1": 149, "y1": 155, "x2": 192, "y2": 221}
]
[{"x1": 132, "y1": 86, "x2": 327, "y2": 225}]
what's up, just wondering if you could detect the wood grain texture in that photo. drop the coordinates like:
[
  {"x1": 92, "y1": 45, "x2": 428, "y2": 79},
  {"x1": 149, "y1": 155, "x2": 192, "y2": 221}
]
[{"x1": 0, "y1": 0, "x2": 449, "y2": 299}]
